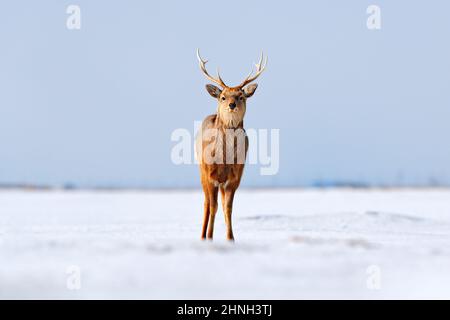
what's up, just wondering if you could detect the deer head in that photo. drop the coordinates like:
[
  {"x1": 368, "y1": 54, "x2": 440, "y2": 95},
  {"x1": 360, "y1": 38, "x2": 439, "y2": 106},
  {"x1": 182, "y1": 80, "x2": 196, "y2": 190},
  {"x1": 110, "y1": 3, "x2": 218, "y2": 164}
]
[{"x1": 197, "y1": 49, "x2": 267, "y2": 128}]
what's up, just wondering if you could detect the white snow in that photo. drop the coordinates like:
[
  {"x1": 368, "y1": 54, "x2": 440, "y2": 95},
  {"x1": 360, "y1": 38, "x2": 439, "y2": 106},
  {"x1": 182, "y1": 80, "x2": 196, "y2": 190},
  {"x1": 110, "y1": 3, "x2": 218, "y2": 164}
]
[{"x1": 1, "y1": 189, "x2": 450, "y2": 299}]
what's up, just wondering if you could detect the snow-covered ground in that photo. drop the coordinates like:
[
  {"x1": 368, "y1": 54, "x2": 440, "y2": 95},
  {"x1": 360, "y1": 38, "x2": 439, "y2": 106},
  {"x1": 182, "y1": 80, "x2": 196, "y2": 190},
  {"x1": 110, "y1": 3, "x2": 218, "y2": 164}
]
[{"x1": 1, "y1": 189, "x2": 450, "y2": 299}]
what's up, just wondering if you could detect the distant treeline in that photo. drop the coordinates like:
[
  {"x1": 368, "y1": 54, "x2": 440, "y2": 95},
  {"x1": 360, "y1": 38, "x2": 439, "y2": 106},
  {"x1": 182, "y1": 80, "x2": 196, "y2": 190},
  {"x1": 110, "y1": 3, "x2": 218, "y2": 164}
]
[{"x1": 0, "y1": 181, "x2": 449, "y2": 190}]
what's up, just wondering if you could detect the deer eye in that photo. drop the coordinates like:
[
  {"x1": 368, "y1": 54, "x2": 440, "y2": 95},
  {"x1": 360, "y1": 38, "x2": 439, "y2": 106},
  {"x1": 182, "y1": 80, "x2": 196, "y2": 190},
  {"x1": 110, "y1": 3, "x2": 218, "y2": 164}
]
[
  {"x1": 239, "y1": 96, "x2": 244, "y2": 101},
  {"x1": 221, "y1": 97, "x2": 226, "y2": 101}
]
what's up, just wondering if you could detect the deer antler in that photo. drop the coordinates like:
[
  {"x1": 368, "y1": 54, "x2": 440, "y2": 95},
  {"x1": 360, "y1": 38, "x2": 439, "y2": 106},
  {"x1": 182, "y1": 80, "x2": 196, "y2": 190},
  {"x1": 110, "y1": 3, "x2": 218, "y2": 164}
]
[
  {"x1": 238, "y1": 52, "x2": 268, "y2": 88},
  {"x1": 196, "y1": 49, "x2": 228, "y2": 88}
]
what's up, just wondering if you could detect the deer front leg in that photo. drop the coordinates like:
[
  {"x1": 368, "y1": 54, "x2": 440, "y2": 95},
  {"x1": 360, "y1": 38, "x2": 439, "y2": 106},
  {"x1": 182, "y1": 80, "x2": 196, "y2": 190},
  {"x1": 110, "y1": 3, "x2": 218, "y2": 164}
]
[
  {"x1": 200, "y1": 181, "x2": 211, "y2": 240},
  {"x1": 223, "y1": 188, "x2": 236, "y2": 241},
  {"x1": 220, "y1": 186, "x2": 226, "y2": 215},
  {"x1": 201, "y1": 198, "x2": 210, "y2": 240},
  {"x1": 206, "y1": 185, "x2": 219, "y2": 240}
]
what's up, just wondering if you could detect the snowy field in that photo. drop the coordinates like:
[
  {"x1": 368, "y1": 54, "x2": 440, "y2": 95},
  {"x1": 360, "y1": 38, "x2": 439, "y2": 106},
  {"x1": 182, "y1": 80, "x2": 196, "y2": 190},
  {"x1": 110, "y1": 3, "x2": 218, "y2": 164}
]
[{"x1": 1, "y1": 188, "x2": 450, "y2": 299}]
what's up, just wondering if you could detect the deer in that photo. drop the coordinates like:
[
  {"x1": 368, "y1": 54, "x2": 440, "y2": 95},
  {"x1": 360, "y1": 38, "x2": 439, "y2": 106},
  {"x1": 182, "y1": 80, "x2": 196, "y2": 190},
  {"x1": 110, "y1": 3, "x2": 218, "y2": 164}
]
[{"x1": 195, "y1": 49, "x2": 267, "y2": 241}]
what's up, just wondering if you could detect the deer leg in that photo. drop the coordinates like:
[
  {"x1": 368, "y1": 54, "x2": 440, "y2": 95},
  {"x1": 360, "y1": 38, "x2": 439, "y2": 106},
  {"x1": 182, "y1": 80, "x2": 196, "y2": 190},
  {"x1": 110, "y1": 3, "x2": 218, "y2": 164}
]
[
  {"x1": 201, "y1": 197, "x2": 210, "y2": 240},
  {"x1": 200, "y1": 181, "x2": 210, "y2": 240},
  {"x1": 220, "y1": 186, "x2": 226, "y2": 214},
  {"x1": 223, "y1": 188, "x2": 236, "y2": 241},
  {"x1": 206, "y1": 185, "x2": 219, "y2": 240}
]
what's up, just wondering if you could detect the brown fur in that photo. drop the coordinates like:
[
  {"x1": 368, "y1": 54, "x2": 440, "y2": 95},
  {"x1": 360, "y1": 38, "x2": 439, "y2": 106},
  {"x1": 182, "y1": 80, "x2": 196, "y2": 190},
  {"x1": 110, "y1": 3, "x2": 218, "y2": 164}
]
[{"x1": 196, "y1": 86, "x2": 257, "y2": 241}]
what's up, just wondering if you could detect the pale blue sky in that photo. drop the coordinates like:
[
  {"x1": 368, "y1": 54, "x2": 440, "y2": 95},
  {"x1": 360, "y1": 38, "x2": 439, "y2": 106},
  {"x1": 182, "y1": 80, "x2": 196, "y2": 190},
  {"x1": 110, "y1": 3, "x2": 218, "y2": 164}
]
[{"x1": 0, "y1": 0, "x2": 449, "y2": 188}]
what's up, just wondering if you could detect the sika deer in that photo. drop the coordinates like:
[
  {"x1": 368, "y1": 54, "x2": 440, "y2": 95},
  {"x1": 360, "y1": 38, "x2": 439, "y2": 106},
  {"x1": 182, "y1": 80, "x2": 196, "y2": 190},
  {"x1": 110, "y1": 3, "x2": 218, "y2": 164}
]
[{"x1": 195, "y1": 49, "x2": 267, "y2": 241}]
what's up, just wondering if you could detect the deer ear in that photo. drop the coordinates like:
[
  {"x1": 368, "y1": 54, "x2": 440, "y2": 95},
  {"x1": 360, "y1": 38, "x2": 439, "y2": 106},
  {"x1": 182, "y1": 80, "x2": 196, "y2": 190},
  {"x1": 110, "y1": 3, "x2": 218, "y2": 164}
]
[
  {"x1": 243, "y1": 83, "x2": 258, "y2": 98},
  {"x1": 205, "y1": 84, "x2": 222, "y2": 98}
]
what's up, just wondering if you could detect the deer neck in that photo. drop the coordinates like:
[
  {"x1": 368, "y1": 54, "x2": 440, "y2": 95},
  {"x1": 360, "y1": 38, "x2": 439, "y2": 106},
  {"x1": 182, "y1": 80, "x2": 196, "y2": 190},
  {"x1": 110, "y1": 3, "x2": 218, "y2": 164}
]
[{"x1": 216, "y1": 109, "x2": 244, "y2": 130}]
